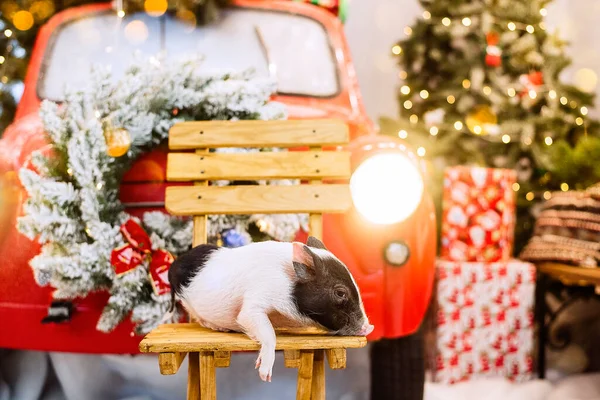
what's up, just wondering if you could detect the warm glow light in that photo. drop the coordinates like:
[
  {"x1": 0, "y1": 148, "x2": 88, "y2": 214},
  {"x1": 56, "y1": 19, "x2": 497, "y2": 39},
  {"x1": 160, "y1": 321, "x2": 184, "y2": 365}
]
[
  {"x1": 350, "y1": 154, "x2": 424, "y2": 224},
  {"x1": 512, "y1": 183, "x2": 520, "y2": 191},
  {"x1": 398, "y1": 130, "x2": 408, "y2": 139},
  {"x1": 410, "y1": 114, "x2": 419, "y2": 123},
  {"x1": 462, "y1": 17, "x2": 472, "y2": 26},
  {"x1": 0, "y1": 76, "x2": 7, "y2": 84},
  {"x1": 560, "y1": 96, "x2": 568, "y2": 105},
  {"x1": 574, "y1": 68, "x2": 598, "y2": 93},
  {"x1": 473, "y1": 125, "x2": 482, "y2": 135},
  {"x1": 508, "y1": 22, "x2": 516, "y2": 31},
  {"x1": 570, "y1": 101, "x2": 577, "y2": 109},
  {"x1": 545, "y1": 136, "x2": 553, "y2": 146},
  {"x1": 543, "y1": 191, "x2": 552, "y2": 200},
  {"x1": 13, "y1": 11, "x2": 34, "y2": 31},
  {"x1": 483, "y1": 86, "x2": 492, "y2": 95},
  {"x1": 399, "y1": 71, "x2": 408, "y2": 79},
  {"x1": 454, "y1": 121, "x2": 463, "y2": 130},
  {"x1": 528, "y1": 90, "x2": 537, "y2": 99},
  {"x1": 400, "y1": 85, "x2": 411, "y2": 95},
  {"x1": 526, "y1": 25, "x2": 535, "y2": 33},
  {"x1": 502, "y1": 134, "x2": 511, "y2": 143},
  {"x1": 420, "y1": 90, "x2": 429, "y2": 99},
  {"x1": 447, "y1": 95, "x2": 456, "y2": 104},
  {"x1": 524, "y1": 137, "x2": 533, "y2": 146},
  {"x1": 144, "y1": 0, "x2": 168, "y2": 17},
  {"x1": 404, "y1": 100, "x2": 413, "y2": 109},
  {"x1": 423, "y1": 11, "x2": 431, "y2": 19},
  {"x1": 124, "y1": 20, "x2": 149, "y2": 44},
  {"x1": 96, "y1": 182, "x2": 104, "y2": 190},
  {"x1": 581, "y1": 106, "x2": 589, "y2": 115},
  {"x1": 117, "y1": 9, "x2": 125, "y2": 18},
  {"x1": 526, "y1": 192, "x2": 534, "y2": 201},
  {"x1": 0, "y1": 56, "x2": 4, "y2": 64},
  {"x1": 4, "y1": 29, "x2": 13, "y2": 38},
  {"x1": 561, "y1": 183, "x2": 569, "y2": 191},
  {"x1": 462, "y1": 79, "x2": 471, "y2": 89},
  {"x1": 404, "y1": 26, "x2": 413, "y2": 35},
  {"x1": 540, "y1": 8, "x2": 548, "y2": 16},
  {"x1": 576, "y1": 117, "x2": 584, "y2": 126},
  {"x1": 392, "y1": 45, "x2": 402, "y2": 55},
  {"x1": 507, "y1": 88, "x2": 516, "y2": 97},
  {"x1": 442, "y1": 17, "x2": 451, "y2": 26},
  {"x1": 549, "y1": 90, "x2": 557, "y2": 99},
  {"x1": 417, "y1": 147, "x2": 426, "y2": 157},
  {"x1": 430, "y1": 126, "x2": 439, "y2": 136}
]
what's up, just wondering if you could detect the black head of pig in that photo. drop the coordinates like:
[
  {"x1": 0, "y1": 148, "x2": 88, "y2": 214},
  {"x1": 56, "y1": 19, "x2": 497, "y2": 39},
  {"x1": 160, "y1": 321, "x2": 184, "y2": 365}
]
[{"x1": 292, "y1": 236, "x2": 373, "y2": 336}]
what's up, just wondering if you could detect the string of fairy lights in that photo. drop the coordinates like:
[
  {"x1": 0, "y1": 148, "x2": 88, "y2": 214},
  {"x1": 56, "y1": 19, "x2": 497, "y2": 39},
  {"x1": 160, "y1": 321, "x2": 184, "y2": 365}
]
[{"x1": 393, "y1": 8, "x2": 594, "y2": 202}]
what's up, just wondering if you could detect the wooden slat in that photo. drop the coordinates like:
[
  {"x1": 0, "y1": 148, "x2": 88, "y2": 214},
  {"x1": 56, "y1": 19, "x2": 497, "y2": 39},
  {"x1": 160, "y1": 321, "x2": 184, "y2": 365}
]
[
  {"x1": 539, "y1": 262, "x2": 600, "y2": 286},
  {"x1": 169, "y1": 120, "x2": 349, "y2": 150},
  {"x1": 325, "y1": 348, "x2": 346, "y2": 369},
  {"x1": 311, "y1": 350, "x2": 326, "y2": 400},
  {"x1": 167, "y1": 151, "x2": 351, "y2": 181},
  {"x1": 158, "y1": 352, "x2": 187, "y2": 375},
  {"x1": 165, "y1": 184, "x2": 352, "y2": 215},
  {"x1": 284, "y1": 350, "x2": 300, "y2": 368},
  {"x1": 187, "y1": 352, "x2": 200, "y2": 400},
  {"x1": 200, "y1": 352, "x2": 216, "y2": 400},
  {"x1": 296, "y1": 350, "x2": 314, "y2": 400},
  {"x1": 139, "y1": 324, "x2": 367, "y2": 353},
  {"x1": 214, "y1": 351, "x2": 231, "y2": 368}
]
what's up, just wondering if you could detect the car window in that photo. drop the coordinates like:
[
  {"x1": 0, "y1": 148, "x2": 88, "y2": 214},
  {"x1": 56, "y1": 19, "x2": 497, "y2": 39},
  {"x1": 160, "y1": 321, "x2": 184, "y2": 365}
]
[{"x1": 38, "y1": 8, "x2": 340, "y2": 100}]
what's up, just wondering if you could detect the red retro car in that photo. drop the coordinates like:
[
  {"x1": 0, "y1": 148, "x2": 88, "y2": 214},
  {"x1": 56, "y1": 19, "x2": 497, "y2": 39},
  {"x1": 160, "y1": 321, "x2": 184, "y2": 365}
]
[{"x1": 0, "y1": 1, "x2": 436, "y2": 397}]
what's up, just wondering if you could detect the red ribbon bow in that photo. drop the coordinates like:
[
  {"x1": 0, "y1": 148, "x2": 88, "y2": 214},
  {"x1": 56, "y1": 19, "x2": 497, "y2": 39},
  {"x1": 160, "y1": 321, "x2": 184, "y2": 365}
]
[{"x1": 110, "y1": 219, "x2": 174, "y2": 296}]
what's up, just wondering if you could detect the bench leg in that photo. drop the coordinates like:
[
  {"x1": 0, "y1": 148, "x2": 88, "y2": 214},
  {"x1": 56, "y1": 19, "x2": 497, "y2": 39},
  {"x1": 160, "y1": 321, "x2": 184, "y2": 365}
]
[
  {"x1": 188, "y1": 352, "x2": 200, "y2": 400},
  {"x1": 311, "y1": 350, "x2": 325, "y2": 400},
  {"x1": 296, "y1": 350, "x2": 314, "y2": 400},
  {"x1": 200, "y1": 351, "x2": 216, "y2": 400}
]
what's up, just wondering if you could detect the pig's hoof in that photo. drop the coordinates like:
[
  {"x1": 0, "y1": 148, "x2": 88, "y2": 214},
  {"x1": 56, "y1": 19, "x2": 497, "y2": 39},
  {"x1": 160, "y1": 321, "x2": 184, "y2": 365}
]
[
  {"x1": 255, "y1": 355, "x2": 261, "y2": 369},
  {"x1": 259, "y1": 368, "x2": 272, "y2": 382}
]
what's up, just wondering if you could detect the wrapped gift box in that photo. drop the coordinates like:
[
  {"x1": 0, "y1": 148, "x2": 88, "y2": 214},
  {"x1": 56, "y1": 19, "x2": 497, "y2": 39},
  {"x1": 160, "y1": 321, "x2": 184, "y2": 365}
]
[
  {"x1": 441, "y1": 166, "x2": 517, "y2": 262},
  {"x1": 433, "y1": 259, "x2": 535, "y2": 384}
]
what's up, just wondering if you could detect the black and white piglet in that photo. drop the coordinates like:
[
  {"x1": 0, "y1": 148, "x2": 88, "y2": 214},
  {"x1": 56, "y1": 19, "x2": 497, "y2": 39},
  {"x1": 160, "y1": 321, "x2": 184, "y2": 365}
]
[{"x1": 168, "y1": 236, "x2": 373, "y2": 382}]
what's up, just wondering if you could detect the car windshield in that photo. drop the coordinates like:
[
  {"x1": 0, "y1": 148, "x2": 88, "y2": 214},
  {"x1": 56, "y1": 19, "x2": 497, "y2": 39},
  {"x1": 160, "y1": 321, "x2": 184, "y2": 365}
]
[{"x1": 39, "y1": 8, "x2": 340, "y2": 100}]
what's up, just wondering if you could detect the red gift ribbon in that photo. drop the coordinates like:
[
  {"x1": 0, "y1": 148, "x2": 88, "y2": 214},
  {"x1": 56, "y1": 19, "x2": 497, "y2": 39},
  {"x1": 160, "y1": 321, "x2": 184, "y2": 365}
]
[{"x1": 110, "y1": 219, "x2": 174, "y2": 295}]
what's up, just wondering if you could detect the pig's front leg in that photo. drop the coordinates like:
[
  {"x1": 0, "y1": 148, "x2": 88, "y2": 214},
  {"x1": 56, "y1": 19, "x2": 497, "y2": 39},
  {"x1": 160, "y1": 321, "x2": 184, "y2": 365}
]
[{"x1": 237, "y1": 305, "x2": 276, "y2": 382}]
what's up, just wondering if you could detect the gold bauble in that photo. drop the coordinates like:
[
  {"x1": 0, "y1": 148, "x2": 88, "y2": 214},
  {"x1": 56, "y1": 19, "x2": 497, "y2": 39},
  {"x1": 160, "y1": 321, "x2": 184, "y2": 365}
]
[
  {"x1": 465, "y1": 105, "x2": 499, "y2": 136},
  {"x1": 104, "y1": 126, "x2": 131, "y2": 157}
]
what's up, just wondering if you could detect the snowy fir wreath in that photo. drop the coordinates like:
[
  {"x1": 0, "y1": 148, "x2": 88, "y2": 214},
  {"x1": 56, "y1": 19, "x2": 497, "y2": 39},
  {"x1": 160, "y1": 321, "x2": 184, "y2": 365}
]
[{"x1": 17, "y1": 57, "x2": 307, "y2": 334}]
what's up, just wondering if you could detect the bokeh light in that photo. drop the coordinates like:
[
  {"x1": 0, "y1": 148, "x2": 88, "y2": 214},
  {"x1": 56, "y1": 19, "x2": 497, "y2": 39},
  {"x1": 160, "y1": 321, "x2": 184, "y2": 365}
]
[
  {"x1": 13, "y1": 11, "x2": 34, "y2": 31},
  {"x1": 144, "y1": 0, "x2": 168, "y2": 17},
  {"x1": 574, "y1": 68, "x2": 598, "y2": 93},
  {"x1": 125, "y1": 20, "x2": 149, "y2": 44}
]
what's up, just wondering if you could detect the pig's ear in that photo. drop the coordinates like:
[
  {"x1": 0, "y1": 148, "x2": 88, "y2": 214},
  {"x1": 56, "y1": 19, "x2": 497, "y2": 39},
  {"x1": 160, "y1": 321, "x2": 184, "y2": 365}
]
[
  {"x1": 292, "y1": 242, "x2": 316, "y2": 281},
  {"x1": 306, "y1": 236, "x2": 327, "y2": 250}
]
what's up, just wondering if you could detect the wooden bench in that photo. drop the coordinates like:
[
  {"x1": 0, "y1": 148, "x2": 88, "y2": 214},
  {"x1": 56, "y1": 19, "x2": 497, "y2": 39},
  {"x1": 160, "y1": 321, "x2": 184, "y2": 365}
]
[{"x1": 139, "y1": 119, "x2": 367, "y2": 399}]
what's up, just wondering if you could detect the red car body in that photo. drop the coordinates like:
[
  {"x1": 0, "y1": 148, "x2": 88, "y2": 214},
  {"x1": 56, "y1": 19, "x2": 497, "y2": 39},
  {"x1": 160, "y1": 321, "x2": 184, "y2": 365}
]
[{"x1": 0, "y1": 0, "x2": 436, "y2": 353}]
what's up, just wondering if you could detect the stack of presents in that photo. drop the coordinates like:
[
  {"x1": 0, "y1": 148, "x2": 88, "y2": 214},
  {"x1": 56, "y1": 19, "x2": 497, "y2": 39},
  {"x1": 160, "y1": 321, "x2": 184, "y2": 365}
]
[{"x1": 431, "y1": 166, "x2": 536, "y2": 384}]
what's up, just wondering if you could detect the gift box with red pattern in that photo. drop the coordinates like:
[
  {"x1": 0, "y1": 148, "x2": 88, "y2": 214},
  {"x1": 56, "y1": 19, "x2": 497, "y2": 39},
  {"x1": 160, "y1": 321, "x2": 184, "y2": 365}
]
[
  {"x1": 432, "y1": 259, "x2": 535, "y2": 384},
  {"x1": 441, "y1": 166, "x2": 517, "y2": 262}
]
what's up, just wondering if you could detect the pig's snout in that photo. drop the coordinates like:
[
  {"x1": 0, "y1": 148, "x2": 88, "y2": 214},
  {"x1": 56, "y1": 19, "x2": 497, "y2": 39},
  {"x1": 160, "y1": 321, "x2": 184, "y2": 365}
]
[{"x1": 358, "y1": 323, "x2": 374, "y2": 336}]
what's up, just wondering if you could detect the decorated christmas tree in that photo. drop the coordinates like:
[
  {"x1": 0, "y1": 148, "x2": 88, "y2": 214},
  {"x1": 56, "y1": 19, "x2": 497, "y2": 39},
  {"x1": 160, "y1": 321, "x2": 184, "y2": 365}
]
[{"x1": 380, "y1": 0, "x2": 600, "y2": 252}]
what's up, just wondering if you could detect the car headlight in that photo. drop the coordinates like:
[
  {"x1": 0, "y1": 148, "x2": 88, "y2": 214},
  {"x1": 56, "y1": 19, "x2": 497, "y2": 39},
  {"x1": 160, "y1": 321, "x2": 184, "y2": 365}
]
[{"x1": 349, "y1": 153, "x2": 424, "y2": 224}]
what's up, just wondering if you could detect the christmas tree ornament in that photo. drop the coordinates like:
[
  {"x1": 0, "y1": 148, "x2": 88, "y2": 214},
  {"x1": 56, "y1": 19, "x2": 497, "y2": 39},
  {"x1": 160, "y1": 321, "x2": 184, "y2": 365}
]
[
  {"x1": 103, "y1": 123, "x2": 132, "y2": 157},
  {"x1": 485, "y1": 32, "x2": 502, "y2": 67},
  {"x1": 519, "y1": 71, "x2": 544, "y2": 98},
  {"x1": 465, "y1": 105, "x2": 499, "y2": 136},
  {"x1": 221, "y1": 228, "x2": 248, "y2": 248}
]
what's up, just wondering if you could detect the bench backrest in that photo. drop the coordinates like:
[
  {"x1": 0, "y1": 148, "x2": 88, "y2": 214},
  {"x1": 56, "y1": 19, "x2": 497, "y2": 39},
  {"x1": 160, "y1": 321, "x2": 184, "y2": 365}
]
[{"x1": 165, "y1": 119, "x2": 351, "y2": 246}]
